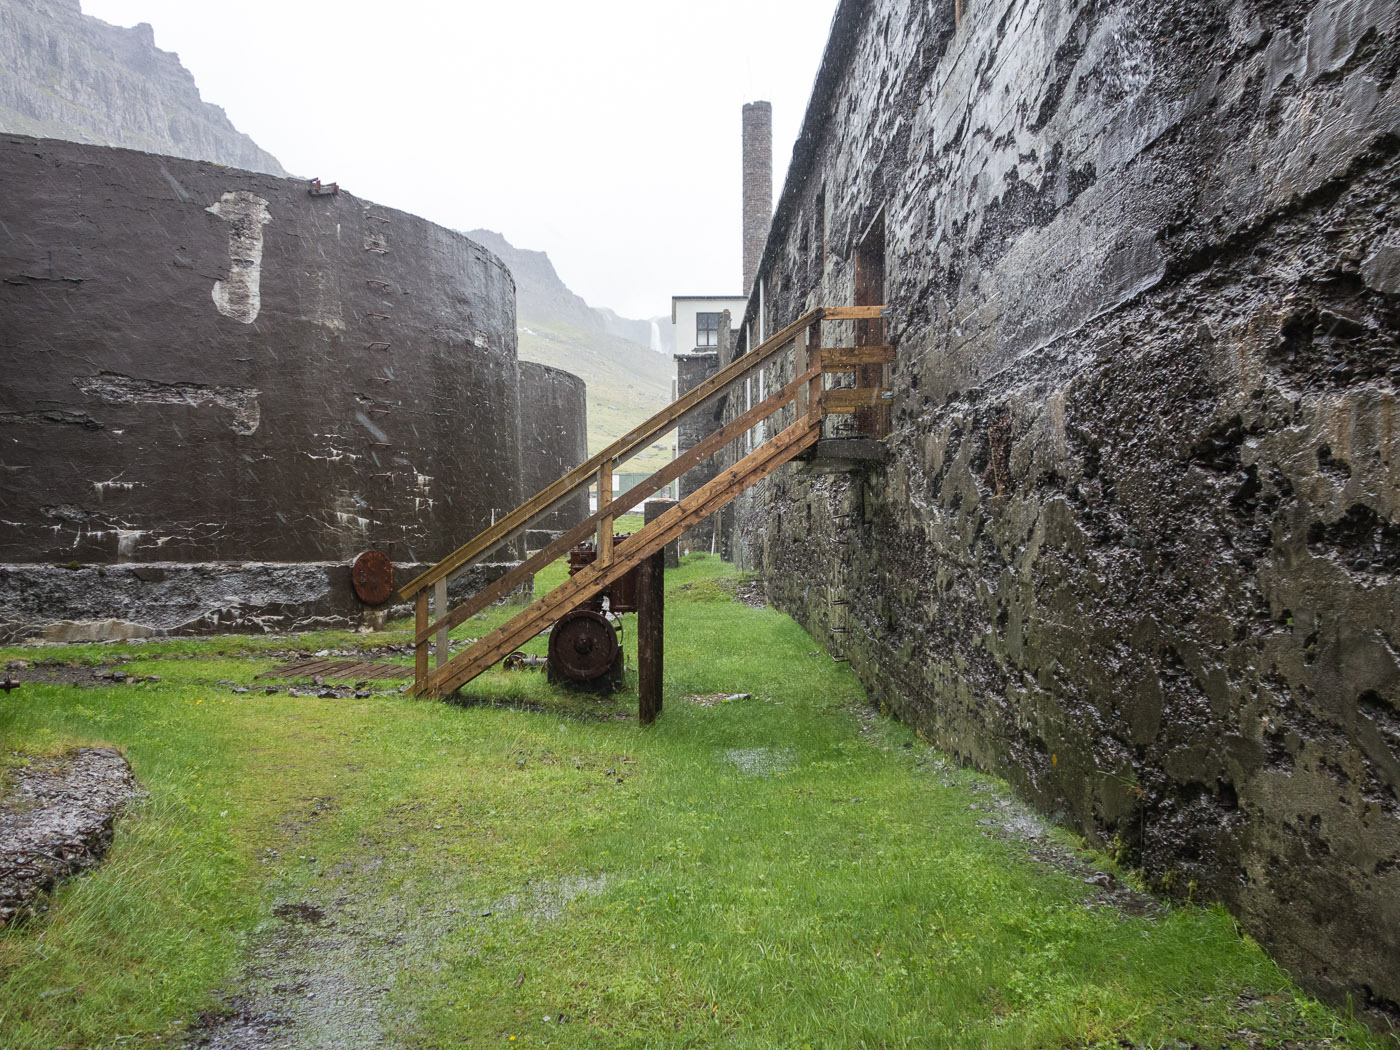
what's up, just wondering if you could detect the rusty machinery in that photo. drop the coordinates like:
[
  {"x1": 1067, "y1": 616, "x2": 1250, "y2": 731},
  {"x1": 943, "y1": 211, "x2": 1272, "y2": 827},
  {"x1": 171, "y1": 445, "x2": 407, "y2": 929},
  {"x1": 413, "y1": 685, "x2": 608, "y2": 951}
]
[{"x1": 544, "y1": 534, "x2": 643, "y2": 692}]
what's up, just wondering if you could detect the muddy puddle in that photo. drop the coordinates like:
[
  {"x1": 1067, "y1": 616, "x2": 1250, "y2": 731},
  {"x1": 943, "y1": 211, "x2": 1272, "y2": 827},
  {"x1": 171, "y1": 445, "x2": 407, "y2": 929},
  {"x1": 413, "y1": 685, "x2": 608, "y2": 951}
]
[{"x1": 188, "y1": 866, "x2": 608, "y2": 1049}]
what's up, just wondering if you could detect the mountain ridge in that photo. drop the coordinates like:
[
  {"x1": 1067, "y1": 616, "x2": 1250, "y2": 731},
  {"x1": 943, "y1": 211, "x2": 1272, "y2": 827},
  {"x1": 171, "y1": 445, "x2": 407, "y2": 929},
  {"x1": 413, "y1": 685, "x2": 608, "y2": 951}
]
[
  {"x1": 0, "y1": 0, "x2": 286, "y2": 175},
  {"x1": 467, "y1": 229, "x2": 673, "y2": 472}
]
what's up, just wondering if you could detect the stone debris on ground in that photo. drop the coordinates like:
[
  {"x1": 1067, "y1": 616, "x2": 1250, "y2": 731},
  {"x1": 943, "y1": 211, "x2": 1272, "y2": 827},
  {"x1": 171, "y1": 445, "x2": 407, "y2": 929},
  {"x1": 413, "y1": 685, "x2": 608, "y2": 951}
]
[{"x1": 0, "y1": 748, "x2": 143, "y2": 926}]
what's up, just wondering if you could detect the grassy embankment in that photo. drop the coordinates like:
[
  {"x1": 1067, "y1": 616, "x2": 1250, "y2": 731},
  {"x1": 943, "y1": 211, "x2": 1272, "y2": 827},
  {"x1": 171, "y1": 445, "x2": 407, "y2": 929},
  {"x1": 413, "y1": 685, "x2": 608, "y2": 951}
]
[
  {"x1": 517, "y1": 319, "x2": 674, "y2": 475},
  {"x1": 0, "y1": 545, "x2": 1390, "y2": 1049}
]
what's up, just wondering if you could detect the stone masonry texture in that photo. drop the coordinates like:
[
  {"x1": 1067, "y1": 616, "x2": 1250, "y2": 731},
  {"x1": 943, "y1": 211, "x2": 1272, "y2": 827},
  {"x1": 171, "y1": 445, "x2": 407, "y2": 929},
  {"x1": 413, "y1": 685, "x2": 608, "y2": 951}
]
[
  {"x1": 730, "y1": 0, "x2": 1400, "y2": 1023},
  {"x1": 675, "y1": 351, "x2": 721, "y2": 552},
  {"x1": 0, "y1": 136, "x2": 550, "y2": 639},
  {"x1": 742, "y1": 101, "x2": 773, "y2": 296}
]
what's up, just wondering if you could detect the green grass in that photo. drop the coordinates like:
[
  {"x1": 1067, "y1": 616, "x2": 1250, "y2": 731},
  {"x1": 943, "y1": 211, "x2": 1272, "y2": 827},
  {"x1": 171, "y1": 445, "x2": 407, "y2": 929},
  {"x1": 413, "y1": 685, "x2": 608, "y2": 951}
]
[{"x1": 0, "y1": 556, "x2": 1389, "y2": 1049}]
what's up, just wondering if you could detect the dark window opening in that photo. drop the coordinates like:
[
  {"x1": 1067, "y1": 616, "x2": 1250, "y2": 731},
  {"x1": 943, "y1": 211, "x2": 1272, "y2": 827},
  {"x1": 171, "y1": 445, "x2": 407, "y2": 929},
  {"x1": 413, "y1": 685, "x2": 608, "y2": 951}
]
[{"x1": 696, "y1": 312, "x2": 721, "y2": 348}]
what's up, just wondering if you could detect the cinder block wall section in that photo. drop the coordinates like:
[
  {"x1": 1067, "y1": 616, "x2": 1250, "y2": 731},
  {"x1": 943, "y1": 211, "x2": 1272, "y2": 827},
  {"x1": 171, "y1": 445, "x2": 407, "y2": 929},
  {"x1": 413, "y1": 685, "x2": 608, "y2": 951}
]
[
  {"x1": 730, "y1": 0, "x2": 1400, "y2": 1022},
  {"x1": 0, "y1": 136, "x2": 530, "y2": 640}
]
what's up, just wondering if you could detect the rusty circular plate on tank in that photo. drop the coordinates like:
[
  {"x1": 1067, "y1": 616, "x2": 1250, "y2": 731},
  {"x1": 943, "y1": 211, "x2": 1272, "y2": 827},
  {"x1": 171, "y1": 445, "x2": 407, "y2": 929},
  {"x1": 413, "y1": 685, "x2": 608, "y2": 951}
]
[
  {"x1": 547, "y1": 609, "x2": 620, "y2": 682},
  {"x1": 351, "y1": 549, "x2": 396, "y2": 605}
]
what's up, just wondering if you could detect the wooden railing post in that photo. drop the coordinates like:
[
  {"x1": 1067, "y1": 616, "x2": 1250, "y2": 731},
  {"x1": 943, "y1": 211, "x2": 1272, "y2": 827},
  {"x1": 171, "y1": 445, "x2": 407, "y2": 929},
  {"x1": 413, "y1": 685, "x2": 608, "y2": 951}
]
[
  {"x1": 415, "y1": 591, "x2": 429, "y2": 687},
  {"x1": 434, "y1": 578, "x2": 449, "y2": 669},
  {"x1": 597, "y1": 460, "x2": 614, "y2": 566},
  {"x1": 807, "y1": 321, "x2": 823, "y2": 424},
  {"x1": 795, "y1": 333, "x2": 810, "y2": 421}
]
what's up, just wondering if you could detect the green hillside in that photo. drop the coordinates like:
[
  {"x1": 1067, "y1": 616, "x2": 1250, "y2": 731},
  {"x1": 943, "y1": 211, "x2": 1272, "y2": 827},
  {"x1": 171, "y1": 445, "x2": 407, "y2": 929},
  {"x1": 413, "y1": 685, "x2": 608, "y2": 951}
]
[{"x1": 518, "y1": 317, "x2": 674, "y2": 474}]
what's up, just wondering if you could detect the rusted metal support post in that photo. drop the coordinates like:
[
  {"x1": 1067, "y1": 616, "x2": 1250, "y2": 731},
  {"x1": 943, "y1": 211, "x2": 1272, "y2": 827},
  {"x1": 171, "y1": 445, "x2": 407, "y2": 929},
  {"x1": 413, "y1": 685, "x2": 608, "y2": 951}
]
[
  {"x1": 414, "y1": 591, "x2": 429, "y2": 689},
  {"x1": 637, "y1": 548, "x2": 664, "y2": 725},
  {"x1": 434, "y1": 578, "x2": 449, "y2": 669},
  {"x1": 597, "y1": 460, "x2": 614, "y2": 566}
]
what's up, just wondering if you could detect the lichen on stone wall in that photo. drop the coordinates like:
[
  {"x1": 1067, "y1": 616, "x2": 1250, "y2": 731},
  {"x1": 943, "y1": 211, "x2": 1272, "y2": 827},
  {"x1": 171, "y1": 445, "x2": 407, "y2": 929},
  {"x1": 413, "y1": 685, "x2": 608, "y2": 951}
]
[{"x1": 730, "y1": 0, "x2": 1400, "y2": 1024}]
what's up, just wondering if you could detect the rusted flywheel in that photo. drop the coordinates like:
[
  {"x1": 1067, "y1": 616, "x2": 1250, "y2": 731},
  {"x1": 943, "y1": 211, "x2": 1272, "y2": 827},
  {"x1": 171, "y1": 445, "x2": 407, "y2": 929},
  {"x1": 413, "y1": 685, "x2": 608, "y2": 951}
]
[
  {"x1": 351, "y1": 550, "x2": 396, "y2": 605},
  {"x1": 547, "y1": 608, "x2": 620, "y2": 684}
]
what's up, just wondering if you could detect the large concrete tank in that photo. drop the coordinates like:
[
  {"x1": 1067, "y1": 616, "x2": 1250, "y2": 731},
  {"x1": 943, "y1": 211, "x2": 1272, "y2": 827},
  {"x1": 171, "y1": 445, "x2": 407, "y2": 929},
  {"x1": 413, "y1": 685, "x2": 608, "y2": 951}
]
[
  {"x1": 517, "y1": 361, "x2": 588, "y2": 549},
  {"x1": 0, "y1": 135, "x2": 527, "y2": 640}
]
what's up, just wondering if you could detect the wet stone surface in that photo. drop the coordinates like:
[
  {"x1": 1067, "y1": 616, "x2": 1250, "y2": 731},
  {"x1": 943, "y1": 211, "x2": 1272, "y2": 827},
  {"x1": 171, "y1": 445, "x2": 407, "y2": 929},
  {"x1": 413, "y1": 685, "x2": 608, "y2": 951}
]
[
  {"x1": 186, "y1": 864, "x2": 608, "y2": 1050},
  {"x1": 0, "y1": 748, "x2": 143, "y2": 926},
  {"x1": 727, "y1": 0, "x2": 1400, "y2": 1020}
]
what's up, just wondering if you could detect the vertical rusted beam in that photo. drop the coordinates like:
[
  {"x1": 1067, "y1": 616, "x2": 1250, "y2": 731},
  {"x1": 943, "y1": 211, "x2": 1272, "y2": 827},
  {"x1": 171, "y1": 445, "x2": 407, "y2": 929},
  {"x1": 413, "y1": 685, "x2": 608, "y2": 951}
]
[
  {"x1": 637, "y1": 548, "x2": 664, "y2": 725},
  {"x1": 597, "y1": 460, "x2": 614, "y2": 566},
  {"x1": 414, "y1": 591, "x2": 429, "y2": 689},
  {"x1": 434, "y1": 578, "x2": 448, "y2": 669},
  {"x1": 955, "y1": 0, "x2": 963, "y2": 27}
]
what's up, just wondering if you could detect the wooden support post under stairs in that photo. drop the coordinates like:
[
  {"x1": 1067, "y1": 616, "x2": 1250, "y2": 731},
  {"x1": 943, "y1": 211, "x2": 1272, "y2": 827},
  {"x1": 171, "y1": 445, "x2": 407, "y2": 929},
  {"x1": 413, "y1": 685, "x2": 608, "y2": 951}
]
[
  {"x1": 637, "y1": 548, "x2": 664, "y2": 725},
  {"x1": 414, "y1": 591, "x2": 429, "y2": 683},
  {"x1": 597, "y1": 460, "x2": 614, "y2": 565},
  {"x1": 434, "y1": 578, "x2": 449, "y2": 669},
  {"x1": 419, "y1": 416, "x2": 820, "y2": 698}
]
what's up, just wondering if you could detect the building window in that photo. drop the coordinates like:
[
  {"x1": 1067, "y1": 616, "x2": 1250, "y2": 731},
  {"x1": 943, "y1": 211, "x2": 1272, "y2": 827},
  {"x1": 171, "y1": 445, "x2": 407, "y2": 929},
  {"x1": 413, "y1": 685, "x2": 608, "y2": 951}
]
[{"x1": 696, "y1": 312, "x2": 721, "y2": 348}]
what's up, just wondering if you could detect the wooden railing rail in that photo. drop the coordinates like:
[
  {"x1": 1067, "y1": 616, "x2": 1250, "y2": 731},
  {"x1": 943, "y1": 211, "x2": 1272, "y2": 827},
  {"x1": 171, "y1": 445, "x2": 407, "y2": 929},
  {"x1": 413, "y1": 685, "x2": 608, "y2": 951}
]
[
  {"x1": 397, "y1": 307, "x2": 839, "y2": 603},
  {"x1": 421, "y1": 414, "x2": 822, "y2": 698},
  {"x1": 400, "y1": 303, "x2": 889, "y2": 695},
  {"x1": 413, "y1": 365, "x2": 820, "y2": 646}
]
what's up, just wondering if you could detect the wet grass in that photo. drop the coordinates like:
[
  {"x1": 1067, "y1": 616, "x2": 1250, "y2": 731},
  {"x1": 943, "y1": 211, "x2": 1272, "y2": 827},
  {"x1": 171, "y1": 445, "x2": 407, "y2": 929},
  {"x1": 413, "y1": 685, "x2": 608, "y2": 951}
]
[{"x1": 0, "y1": 554, "x2": 1390, "y2": 1049}]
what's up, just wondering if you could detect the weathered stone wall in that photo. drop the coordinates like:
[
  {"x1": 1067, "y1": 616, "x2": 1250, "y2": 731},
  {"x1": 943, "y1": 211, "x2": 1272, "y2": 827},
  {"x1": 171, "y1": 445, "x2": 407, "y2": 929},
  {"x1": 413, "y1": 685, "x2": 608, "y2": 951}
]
[
  {"x1": 0, "y1": 0, "x2": 286, "y2": 175},
  {"x1": 732, "y1": 0, "x2": 1400, "y2": 1020},
  {"x1": 0, "y1": 136, "x2": 525, "y2": 638},
  {"x1": 518, "y1": 360, "x2": 588, "y2": 546}
]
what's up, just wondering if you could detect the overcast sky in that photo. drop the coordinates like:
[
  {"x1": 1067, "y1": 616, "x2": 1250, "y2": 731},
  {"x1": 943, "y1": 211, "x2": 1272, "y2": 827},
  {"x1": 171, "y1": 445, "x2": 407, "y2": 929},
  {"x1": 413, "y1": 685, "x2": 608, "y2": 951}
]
[{"x1": 79, "y1": 0, "x2": 839, "y2": 321}]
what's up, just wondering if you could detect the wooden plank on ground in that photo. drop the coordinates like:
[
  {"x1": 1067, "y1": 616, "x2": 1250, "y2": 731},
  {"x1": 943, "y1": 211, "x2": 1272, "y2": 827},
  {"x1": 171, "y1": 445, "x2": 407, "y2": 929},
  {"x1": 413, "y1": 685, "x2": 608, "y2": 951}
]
[{"x1": 261, "y1": 659, "x2": 413, "y2": 681}]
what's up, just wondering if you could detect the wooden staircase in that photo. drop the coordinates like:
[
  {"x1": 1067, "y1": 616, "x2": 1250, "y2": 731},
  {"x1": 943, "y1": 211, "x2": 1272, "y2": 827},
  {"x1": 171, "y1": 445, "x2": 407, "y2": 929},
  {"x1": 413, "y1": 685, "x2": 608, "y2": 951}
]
[{"x1": 397, "y1": 305, "x2": 890, "y2": 700}]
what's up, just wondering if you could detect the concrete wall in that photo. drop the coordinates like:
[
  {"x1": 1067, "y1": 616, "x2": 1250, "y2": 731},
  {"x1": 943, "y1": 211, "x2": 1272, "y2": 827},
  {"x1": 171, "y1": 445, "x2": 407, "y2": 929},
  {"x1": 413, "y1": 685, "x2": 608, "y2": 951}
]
[
  {"x1": 0, "y1": 135, "x2": 527, "y2": 638},
  {"x1": 518, "y1": 360, "x2": 588, "y2": 546},
  {"x1": 731, "y1": 0, "x2": 1400, "y2": 1021}
]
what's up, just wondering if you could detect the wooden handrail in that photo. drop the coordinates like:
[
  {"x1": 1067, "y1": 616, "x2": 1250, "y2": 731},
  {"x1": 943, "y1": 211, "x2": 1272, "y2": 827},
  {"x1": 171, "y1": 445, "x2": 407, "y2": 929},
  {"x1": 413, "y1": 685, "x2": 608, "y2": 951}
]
[
  {"x1": 414, "y1": 366, "x2": 820, "y2": 644},
  {"x1": 420, "y1": 415, "x2": 822, "y2": 697},
  {"x1": 397, "y1": 307, "x2": 826, "y2": 601}
]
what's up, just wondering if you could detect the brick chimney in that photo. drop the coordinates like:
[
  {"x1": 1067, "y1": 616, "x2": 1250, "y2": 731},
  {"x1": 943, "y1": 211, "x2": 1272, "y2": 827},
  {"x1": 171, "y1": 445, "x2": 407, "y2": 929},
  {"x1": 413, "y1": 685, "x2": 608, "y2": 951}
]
[{"x1": 742, "y1": 101, "x2": 773, "y2": 297}]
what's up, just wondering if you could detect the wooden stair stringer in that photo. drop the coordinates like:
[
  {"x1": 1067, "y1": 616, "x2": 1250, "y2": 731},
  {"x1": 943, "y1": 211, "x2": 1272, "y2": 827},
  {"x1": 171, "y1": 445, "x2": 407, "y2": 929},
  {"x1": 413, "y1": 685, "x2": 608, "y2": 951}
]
[{"x1": 419, "y1": 417, "x2": 820, "y2": 698}]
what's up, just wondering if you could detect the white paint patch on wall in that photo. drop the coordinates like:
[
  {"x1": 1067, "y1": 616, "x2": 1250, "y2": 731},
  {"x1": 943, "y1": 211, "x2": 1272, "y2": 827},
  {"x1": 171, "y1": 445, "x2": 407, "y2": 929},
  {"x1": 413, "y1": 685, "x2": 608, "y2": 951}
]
[
  {"x1": 207, "y1": 191, "x2": 272, "y2": 324},
  {"x1": 75, "y1": 373, "x2": 262, "y2": 435}
]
